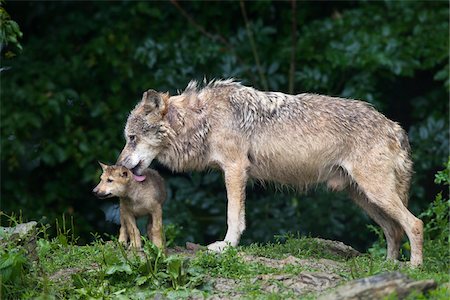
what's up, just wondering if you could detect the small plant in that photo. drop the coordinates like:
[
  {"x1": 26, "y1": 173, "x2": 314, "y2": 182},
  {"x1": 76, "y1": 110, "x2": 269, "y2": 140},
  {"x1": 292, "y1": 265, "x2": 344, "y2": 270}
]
[
  {"x1": 419, "y1": 159, "x2": 450, "y2": 272},
  {"x1": 367, "y1": 224, "x2": 386, "y2": 258},
  {"x1": 54, "y1": 214, "x2": 78, "y2": 247},
  {"x1": 72, "y1": 238, "x2": 204, "y2": 296},
  {"x1": 164, "y1": 223, "x2": 182, "y2": 248},
  {"x1": 0, "y1": 247, "x2": 28, "y2": 297}
]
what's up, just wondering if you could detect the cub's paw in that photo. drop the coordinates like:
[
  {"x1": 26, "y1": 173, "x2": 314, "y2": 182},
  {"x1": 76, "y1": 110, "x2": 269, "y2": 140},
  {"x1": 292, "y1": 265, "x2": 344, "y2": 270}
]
[{"x1": 207, "y1": 241, "x2": 231, "y2": 253}]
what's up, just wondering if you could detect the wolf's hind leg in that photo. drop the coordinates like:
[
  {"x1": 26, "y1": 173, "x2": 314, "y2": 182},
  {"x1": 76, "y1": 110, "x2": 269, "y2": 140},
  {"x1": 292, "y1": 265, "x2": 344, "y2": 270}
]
[
  {"x1": 350, "y1": 164, "x2": 423, "y2": 266},
  {"x1": 348, "y1": 186, "x2": 404, "y2": 260}
]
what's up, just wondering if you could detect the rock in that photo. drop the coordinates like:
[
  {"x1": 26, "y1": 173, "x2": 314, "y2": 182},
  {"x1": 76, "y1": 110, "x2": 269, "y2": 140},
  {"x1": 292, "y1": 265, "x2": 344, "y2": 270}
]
[
  {"x1": 318, "y1": 272, "x2": 437, "y2": 300},
  {"x1": 49, "y1": 267, "x2": 82, "y2": 282},
  {"x1": 186, "y1": 242, "x2": 205, "y2": 252},
  {"x1": 0, "y1": 221, "x2": 37, "y2": 239},
  {"x1": 257, "y1": 272, "x2": 341, "y2": 294},
  {"x1": 0, "y1": 221, "x2": 38, "y2": 261},
  {"x1": 313, "y1": 238, "x2": 361, "y2": 258},
  {"x1": 241, "y1": 254, "x2": 346, "y2": 274}
]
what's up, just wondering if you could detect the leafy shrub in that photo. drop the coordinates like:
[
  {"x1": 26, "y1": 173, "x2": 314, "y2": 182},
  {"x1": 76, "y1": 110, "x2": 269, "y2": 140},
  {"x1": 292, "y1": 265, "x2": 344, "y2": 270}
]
[
  {"x1": 419, "y1": 159, "x2": 450, "y2": 272},
  {"x1": 0, "y1": 247, "x2": 28, "y2": 298},
  {"x1": 0, "y1": 2, "x2": 22, "y2": 59}
]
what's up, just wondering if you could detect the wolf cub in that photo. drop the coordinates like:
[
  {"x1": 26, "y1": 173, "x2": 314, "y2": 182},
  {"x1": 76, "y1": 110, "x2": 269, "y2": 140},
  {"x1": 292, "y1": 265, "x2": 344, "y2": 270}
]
[{"x1": 93, "y1": 162, "x2": 166, "y2": 249}]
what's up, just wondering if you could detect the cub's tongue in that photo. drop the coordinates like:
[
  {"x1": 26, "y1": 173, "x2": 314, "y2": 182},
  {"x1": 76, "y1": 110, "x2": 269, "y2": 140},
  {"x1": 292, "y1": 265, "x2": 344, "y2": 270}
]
[{"x1": 133, "y1": 174, "x2": 146, "y2": 182}]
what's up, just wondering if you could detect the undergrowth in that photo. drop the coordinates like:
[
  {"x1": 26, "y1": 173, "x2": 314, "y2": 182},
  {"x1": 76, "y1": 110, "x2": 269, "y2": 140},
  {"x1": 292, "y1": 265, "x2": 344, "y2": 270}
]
[{"x1": 1, "y1": 161, "x2": 449, "y2": 299}]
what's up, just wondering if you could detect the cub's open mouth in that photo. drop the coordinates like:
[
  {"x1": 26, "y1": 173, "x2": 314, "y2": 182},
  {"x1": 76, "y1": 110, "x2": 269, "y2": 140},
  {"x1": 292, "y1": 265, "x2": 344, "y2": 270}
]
[{"x1": 131, "y1": 162, "x2": 146, "y2": 182}]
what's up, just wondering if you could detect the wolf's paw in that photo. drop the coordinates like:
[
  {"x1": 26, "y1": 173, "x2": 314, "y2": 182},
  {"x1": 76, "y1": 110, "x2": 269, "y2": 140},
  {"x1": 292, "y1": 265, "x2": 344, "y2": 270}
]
[{"x1": 207, "y1": 241, "x2": 231, "y2": 252}]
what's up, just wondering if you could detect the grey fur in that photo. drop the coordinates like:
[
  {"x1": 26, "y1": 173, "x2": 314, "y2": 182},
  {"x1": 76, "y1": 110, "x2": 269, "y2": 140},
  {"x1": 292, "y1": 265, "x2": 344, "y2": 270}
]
[{"x1": 117, "y1": 79, "x2": 423, "y2": 266}]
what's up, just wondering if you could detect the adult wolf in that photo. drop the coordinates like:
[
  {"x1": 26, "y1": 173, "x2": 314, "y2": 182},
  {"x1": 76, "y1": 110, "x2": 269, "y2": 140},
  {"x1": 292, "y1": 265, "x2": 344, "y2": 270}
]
[{"x1": 117, "y1": 79, "x2": 423, "y2": 266}]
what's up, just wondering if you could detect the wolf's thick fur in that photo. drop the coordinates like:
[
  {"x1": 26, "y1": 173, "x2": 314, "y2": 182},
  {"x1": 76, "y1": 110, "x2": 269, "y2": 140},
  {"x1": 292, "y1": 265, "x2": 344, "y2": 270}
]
[
  {"x1": 117, "y1": 79, "x2": 423, "y2": 266},
  {"x1": 93, "y1": 163, "x2": 166, "y2": 249}
]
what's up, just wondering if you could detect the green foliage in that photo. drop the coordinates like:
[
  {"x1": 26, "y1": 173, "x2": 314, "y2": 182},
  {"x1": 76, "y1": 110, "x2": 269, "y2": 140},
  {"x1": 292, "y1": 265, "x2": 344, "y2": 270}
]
[
  {"x1": 0, "y1": 2, "x2": 22, "y2": 59},
  {"x1": 419, "y1": 160, "x2": 450, "y2": 273},
  {"x1": 0, "y1": 247, "x2": 28, "y2": 288},
  {"x1": 72, "y1": 239, "x2": 203, "y2": 296},
  {"x1": 2, "y1": 219, "x2": 204, "y2": 299},
  {"x1": 1, "y1": 1, "x2": 449, "y2": 252},
  {"x1": 434, "y1": 159, "x2": 450, "y2": 186}
]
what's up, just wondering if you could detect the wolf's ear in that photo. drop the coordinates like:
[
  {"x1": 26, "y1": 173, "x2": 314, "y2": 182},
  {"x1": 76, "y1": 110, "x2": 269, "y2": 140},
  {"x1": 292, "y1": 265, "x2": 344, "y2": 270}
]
[
  {"x1": 98, "y1": 161, "x2": 107, "y2": 171},
  {"x1": 142, "y1": 89, "x2": 164, "y2": 114}
]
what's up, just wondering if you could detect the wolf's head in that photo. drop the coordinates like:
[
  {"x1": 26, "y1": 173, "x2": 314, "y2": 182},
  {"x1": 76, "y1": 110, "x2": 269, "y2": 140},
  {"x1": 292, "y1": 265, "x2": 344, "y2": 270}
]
[
  {"x1": 92, "y1": 162, "x2": 131, "y2": 198},
  {"x1": 117, "y1": 90, "x2": 170, "y2": 176}
]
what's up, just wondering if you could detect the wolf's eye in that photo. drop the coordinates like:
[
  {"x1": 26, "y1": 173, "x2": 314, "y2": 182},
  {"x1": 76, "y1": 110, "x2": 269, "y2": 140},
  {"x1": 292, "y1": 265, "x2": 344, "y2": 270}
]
[
  {"x1": 107, "y1": 179, "x2": 113, "y2": 183},
  {"x1": 128, "y1": 135, "x2": 136, "y2": 142}
]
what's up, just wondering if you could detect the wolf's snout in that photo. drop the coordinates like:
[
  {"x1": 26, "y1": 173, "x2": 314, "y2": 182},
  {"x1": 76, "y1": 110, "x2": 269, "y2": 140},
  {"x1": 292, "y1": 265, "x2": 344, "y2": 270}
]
[
  {"x1": 117, "y1": 155, "x2": 130, "y2": 168},
  {"x1": 92, "y1": 187, "x2": 99, "y2": 195},
  {"x1": 116, "y1": 155, "x2": 124, "y2": 166}
]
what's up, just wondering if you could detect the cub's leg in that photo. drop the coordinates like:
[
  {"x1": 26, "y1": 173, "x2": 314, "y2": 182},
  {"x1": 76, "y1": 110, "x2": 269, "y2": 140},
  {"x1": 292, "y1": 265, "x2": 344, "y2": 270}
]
[
  {"x1": 118, "y1": 199, "x2": 129, "y2": 245},
  {"x1": 122, "y1": 206, "x2": 142, "y2": 249},
  {"x1": 150, "y1": 206, "x2": 164, "y2": 248}
]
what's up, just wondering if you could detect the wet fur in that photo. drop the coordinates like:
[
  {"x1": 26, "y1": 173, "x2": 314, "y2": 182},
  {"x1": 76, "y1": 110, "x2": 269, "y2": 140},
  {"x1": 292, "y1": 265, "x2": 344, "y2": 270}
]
[
  {"x1": 117, "y1": 79, "x2": 423, "y2": 266},
  {"x1": 93, "y1": 164, "x2": 166, "y2": 249}
]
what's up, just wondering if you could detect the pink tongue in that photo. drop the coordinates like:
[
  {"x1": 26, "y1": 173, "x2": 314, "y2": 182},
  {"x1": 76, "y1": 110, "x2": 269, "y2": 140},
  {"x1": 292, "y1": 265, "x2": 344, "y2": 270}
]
[{"x1": 133, "y1": 174, "x2": 146, "y2": 182}]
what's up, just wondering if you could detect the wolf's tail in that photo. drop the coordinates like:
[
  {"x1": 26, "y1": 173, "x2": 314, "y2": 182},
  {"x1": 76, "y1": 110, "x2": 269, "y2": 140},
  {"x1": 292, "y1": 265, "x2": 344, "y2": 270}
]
[{"x1": 394, "y1": 126, "x2": 413, "y2": 207}]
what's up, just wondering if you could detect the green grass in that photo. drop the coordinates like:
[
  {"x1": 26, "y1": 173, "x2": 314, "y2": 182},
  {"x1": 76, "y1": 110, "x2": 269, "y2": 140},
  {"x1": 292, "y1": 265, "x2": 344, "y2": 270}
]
[
  {"x1": 243, "y1": 233, "x2": 348, "y2": 261},
  {"x1": 2, "y1": 233, "x2": 448, "y2": 299}
]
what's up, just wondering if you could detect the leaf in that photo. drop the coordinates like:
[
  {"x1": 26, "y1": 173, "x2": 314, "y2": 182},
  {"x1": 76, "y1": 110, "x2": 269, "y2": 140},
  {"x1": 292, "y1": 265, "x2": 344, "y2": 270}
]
[
  {"x1": 135, "y1": 275, "x2": 149, "y2": 286},
  {"x1": 167, "y1": 257, "x2": 182, "y2": 280},
  {"x1": 105, "y1": 263, "x2": 133, "y2": 275}
]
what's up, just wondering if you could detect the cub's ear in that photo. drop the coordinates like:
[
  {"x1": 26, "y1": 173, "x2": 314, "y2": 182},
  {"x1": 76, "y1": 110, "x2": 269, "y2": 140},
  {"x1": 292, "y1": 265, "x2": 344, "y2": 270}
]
[
  {"x1": 118, "y1": 166, "x2": 129, "y2": 178},
  {"x1": 141, "y1": 89, "x2": 164, "y2": 114},
  {"x1": 98, "y1": 161, "x2": 108, "y2": 171}
]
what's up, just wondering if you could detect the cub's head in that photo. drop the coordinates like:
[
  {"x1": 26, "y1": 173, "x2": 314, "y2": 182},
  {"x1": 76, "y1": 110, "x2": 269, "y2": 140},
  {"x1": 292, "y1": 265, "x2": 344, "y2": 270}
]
[
  {"x1": 92, "y1": 162, "x2": 131, "y2": 199},
  {"x1": 117, "y1": 90, "x2": 170, "y2": 176}
]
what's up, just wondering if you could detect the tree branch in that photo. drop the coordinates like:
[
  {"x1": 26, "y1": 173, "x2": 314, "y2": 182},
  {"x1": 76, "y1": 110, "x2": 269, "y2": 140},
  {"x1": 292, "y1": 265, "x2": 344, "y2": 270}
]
[
  {"x1": 239, "y1": 0, "x2": 269, "y2": 91},
  {"x1": 288, "y1": 0, "x2": 297, "y2": 94},
  {"x1": 169, "y1": 0, "x2": 258, "y2": 84}
]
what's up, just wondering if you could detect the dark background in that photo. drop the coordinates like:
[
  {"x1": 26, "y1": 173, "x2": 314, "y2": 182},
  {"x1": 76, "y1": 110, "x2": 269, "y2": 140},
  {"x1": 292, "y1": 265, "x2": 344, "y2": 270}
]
[{"x1": 1, "y1": 1, "x2": 448, "y2": 251}]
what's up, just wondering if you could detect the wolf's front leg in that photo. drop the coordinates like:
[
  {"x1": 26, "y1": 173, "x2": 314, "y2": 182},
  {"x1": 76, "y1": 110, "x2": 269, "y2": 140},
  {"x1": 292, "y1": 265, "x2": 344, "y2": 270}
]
[{"x1": 208, "y1": 160, "x2": 248, "y2": 252}]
